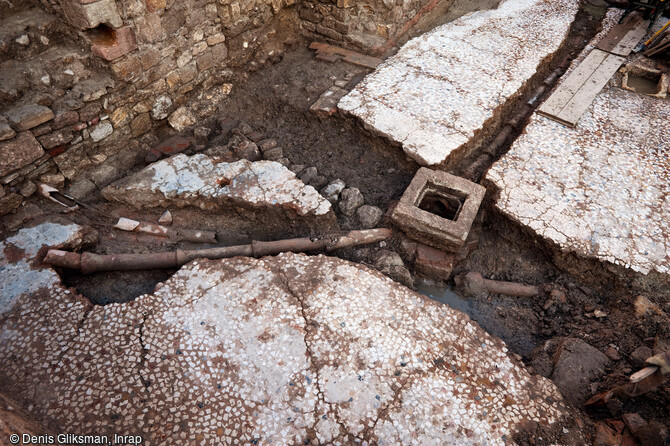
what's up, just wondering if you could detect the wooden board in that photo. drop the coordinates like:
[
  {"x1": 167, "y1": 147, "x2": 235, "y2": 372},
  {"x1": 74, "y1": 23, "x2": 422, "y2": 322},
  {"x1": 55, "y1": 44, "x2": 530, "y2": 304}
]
[
  {"x1": 597, "y1": 14, "x2": 650, "y2": 56},
  {"x1": 538, "y1": 49, "x2": 625, "y2": 127},
  {"x1": 596, "y1": 12, "x2": 649, "y2": 56},
  {"x1": 310, "y1": 42, "x2": 383, "y2": 69}
]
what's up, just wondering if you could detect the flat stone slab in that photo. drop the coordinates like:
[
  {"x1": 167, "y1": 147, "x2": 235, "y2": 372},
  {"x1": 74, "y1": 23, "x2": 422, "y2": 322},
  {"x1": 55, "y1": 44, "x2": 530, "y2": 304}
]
[
  {"x1": 487, "y1": 69, "x2": 670, "y2": 275},
  {"x1": 103, "y1": 154, "x2": 332, "y2": 217},
  {"x1": 0, "y1": 244, "x2": 581, "y2": 443},
  {"x1": 0, "y1": 132, "x2": 44, "y2": 177},
  {"x1": 339, "y1": 0, "x2": 578, "y2": 167}
]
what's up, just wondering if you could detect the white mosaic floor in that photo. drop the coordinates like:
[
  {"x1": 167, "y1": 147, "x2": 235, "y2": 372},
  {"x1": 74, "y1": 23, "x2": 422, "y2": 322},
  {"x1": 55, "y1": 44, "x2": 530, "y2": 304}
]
[
  {"x1": 102, "y1": 154, "x2": 332, "y2": 216},
  {"x1": 0, "y1": 223, "x2": 581, "y2": 444},
  {"x1": 339, "y1": 0, "x2": 579, "y2": 167},
  {"x1": 487, "y1": 12, "x2": 670, "y2": 276}
]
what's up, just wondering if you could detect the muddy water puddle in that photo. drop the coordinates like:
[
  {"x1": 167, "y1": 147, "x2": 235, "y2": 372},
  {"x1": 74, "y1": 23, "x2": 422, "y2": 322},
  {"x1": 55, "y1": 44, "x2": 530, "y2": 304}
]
[{"x1": 417, "y1": 282, "x2": 539, "y2": 356}]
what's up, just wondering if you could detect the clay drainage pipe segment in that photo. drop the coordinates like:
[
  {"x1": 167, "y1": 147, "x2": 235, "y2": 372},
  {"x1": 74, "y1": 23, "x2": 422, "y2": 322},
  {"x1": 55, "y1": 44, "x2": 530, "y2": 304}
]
[
  {"x1": 43, "y1": 228, "x2": 392, "y2": 274},
  {"x1": 455, "y1": 271, "x2": 541, "y2": 298}
]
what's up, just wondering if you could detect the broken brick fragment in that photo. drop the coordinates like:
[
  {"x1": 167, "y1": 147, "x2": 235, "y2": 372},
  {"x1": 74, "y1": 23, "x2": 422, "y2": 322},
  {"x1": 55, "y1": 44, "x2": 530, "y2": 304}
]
[
  {"x1": 91, "y1": 26, "x2": 138, "y2": 61},
  {"x1": 414, "y1": 243, "x2": 455, "y2": 281}
]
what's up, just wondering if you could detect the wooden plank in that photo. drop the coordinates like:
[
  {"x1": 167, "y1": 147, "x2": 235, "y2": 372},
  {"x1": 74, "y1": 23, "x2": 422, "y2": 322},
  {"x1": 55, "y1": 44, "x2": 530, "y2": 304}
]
[
  {"x1": 596, "y1": 13, "x2": 642, "y2": 53},
  {"x1": 310, "y1": 41, "x2": 383, "y2": 69},
  {"x1": 645, "y1": 37, "x2": 670, "y2": 56},
  {"x1": 538, "y1": 50, "x2": 609, "y2": 117},
  {"x1": 609, "y1": 18, "x2": 650, "y2": 56},
  {"x1": 554, "y1": 53, "x2": 625, "y2": 126}
]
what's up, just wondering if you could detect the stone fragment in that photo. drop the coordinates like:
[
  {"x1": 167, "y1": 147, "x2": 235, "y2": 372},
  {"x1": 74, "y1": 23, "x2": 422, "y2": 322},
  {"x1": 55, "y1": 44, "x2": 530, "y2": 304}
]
[
  {"x1": 298, "y1": 167, "x2": 318, "y2": 185},
  {"x1": 60, "y1": 0, "x2": 123, "y2": 29},
  {"x1": 52, "y1": 111, "x2": 79, "y2": 129},
  {"x1": 89, "y1": 121, "x2": 114, "y2": 142},
  {"x1": 0, "y1": 193, "x2": 22, "y2": 216},
  {"x1": 38, "y1": 129, "x2": 74, "y2": 150},
  {"x1": 54, "y1": 146, "x2": 91, "y2": 179},
  {"x1": 0, "y1": 132, "x2": 44, "y2": 177},
  {"x1": 594, "y1": 422, "x2": 621, "y2": 446},
  {"x1": 258, "y1": 139, "x2": 277, "y2": 151},
  {"x1": 145, "y1": 0, "x2": 166, "y2": 12},
  {"x1": 622, "y1": 413, "x2": 647, "y2": 436},
  {"x1": 0, "y1": 117, "x2": 16, "y2": 141},
  {"x1": 636, "y1": 422, "x2": 669, "y2": 446},
  {"x1": 5, "y1": 105, "x2": 54, "y2": 131},
  {"x1": 88, "y1": 163, "x2": 120, "y2": 187},
  {"x1": 103, "y1": 154, "x2": 333, "y2": 217},
  {"x1": 15, "y1": 35, "x2": 29, "y2": 46},
  {"x1": 356, "y1": 205, "x2": 383, "y2": 229},
  {"x1": 373, "y1": 249, "x2": 413, "y2": 287},
  {"x1": 309, "y1": 174, "x2": 328, "y2": 190},
  {"x1": 320, "y1": 179, "x2": 345, "y2": 203},
  {"x1": 66, "y1": 178, "x2": 97, "y2": 201},
  {"x1": 151, "y1": 95, "x2": 173, "y2": 120},
  {"x1": 551, "y1": 338, "x2": 610, "y2": 406},
  {"x1": 233, "y1": 140, "x2": 261, "y2": 162},
  {"x1": 193, "y1": 126, "x2": 211, "y2": 143},
  {"x1": 261, "y1": 146, "x2": 283, "y2": 161},
  {"x1": 39, "y1": 173, "x2": 66, "y2": 189},
  {"x1": 131, "y1": 113, "x2": 152, "y2": 137},
  {"x1": 339, "y1": 187, "x2": 364, "y2": 216},
  {"x1": 168, "y1": 107, "x2": 196, "y2": 132},
  {"x1": 19, "y1": 181, "x2": 37, "y2": 198},
  {"x1": 3, "y1": 204, "x2": 44, "y2": 231},
  {"x1": 630, "y1": 346, "x2": 653, "y2": 369},
  {"x1": 158, "y1": 210, "x2": 172, "y2": 225}
]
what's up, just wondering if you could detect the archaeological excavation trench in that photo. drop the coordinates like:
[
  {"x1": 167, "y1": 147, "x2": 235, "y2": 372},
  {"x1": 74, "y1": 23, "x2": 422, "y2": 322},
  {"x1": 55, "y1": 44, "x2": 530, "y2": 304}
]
[{"x1": 1, "y1": 0, "x2": 670, "y2": 443}]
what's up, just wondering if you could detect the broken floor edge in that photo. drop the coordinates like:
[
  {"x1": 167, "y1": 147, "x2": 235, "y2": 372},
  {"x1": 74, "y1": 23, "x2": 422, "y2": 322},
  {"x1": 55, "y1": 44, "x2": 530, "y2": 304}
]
[{"x1": 481, "y1": 178, "x2": 670, "y2": 284}]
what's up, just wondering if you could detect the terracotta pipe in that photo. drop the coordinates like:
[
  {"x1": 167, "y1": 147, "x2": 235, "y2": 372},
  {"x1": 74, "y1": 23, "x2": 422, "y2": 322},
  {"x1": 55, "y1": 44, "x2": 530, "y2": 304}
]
[
  {"x1": 44, "y1": 228, "x2": 393, "y2": 274},
  {"x1": 455, "y1": 271, "x2": 541, "y2": 298}
]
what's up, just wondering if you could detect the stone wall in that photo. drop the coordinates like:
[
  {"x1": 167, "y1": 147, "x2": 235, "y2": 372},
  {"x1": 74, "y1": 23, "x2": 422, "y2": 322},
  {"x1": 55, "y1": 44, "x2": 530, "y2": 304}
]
[
  {"x1": 298, "y1": 0, "x2": 442, "y2": 54},
  {"x1": 0, "y1": 0, "x2": 444, "y2": 217}
]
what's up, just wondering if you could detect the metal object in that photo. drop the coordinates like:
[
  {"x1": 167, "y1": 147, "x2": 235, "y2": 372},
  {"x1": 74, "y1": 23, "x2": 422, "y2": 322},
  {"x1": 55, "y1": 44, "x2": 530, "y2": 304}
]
[{"x1": 43, "y1": 228, "x2": 393, "y2": 274}]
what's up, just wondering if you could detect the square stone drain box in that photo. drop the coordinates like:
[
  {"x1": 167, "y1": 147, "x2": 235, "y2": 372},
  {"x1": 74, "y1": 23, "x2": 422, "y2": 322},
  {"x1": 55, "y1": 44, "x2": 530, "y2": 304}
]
[{"x1": 392, "y1": 168, "x2": 486, "y2": 252}]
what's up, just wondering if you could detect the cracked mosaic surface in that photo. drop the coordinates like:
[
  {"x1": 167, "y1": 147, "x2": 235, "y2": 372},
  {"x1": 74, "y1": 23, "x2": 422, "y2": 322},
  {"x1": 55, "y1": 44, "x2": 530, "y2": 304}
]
[
  {"x1": 487, "y1": 17, "x2": 669, "y2": 275},
  {"x1": 0, "y1": 232, "x2": 578, "y2": 444},
  {"x1": 0, "y1": 222, "x2": 90, "y2": 314},
  {"x1": 102, "y1": 154, "x2": 332, "y2": 216},
  {"x1": 338, "y1": 0, "x2": 578, "y2": 166}
]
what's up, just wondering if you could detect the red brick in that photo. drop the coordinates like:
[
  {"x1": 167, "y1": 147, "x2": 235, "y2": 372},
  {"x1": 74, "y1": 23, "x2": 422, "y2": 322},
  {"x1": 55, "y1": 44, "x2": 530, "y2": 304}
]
[
  {"x1": 91, "y1": 26, "x2": 138, "y2": 61},
  {"x1": 47, "y1": 145, "x2": 69, "y2": 158},
  {"x1": 414, "y1": 244, "x2": 455, "y2": 281},
  {"x1": 155, "y1": 136, "x2": 191, "y2": 156}
]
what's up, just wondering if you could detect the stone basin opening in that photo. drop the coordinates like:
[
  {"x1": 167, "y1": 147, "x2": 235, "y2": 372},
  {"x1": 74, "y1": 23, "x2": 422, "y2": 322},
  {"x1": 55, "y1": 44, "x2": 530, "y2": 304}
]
[
  {"x1": 418, "y1": 186, "x2": 466, "y2": 221},
  {"x1": 621, "y1": 63, "x2": 669, "y2": 98}
]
